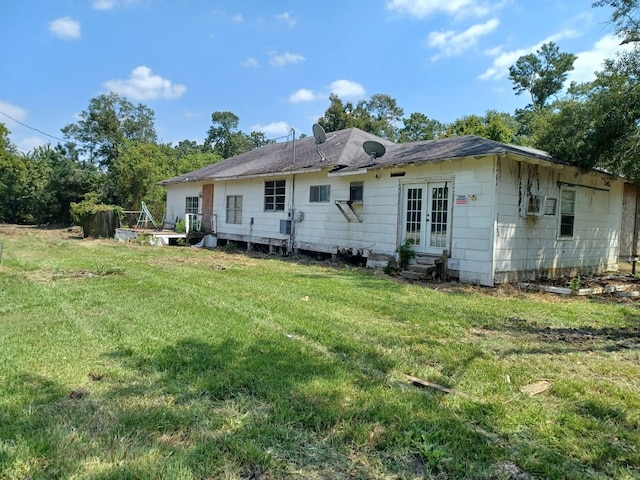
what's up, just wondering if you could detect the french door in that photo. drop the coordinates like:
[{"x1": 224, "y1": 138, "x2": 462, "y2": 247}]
[{"x1": 402, "y1": 182, "x2": 451, "y2": 254}]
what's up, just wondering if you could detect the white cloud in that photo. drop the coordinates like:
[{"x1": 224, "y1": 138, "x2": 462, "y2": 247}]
[
  {"x1": 104, "y1": 66, "x2": 187, "y2": 100},
  {"x1": 568, "y1": 34, "x2": 635, "y2": 84},
  {"x1": 231, "y1": 13, "x2": 244, "y2": 23},
  {"x1": 92, "y1": 0, "x2": 115, "y2": 10},
  {"x1": 427, "y1": 18, "x2": 499, "y2": 60},
  {"x1": 182, "y1": 110, "x2": 202, "y2": 119},
  {"x1": 17, "y1": 136, "x2": 47, "y2": 153},
  {"x1": 329, "y1": 80, "x2": 366, "y2": 98},
  {"x1": 251, "y1": 121, "x2": 290, "y2": 136},
  {"x1": 276, "y1": 12, "x2": 298, "y2": 28},
  {"x1": 289, "y1": 89, "x2": 316, "y2": 103},
  {"x1": 479, "y1": 29, "x2": 581, "y2": 81},
  {"x1": 288, "y1": 80, "x2": 365, "y2": 105},
  {"x1": 386, "y1": 0, "x2": 503, "y2": 19},
  {"x1": 49, "y1": 17, "x2": 81, "y2": 40},
  {"x1": 91, "y1": 0, "x2": 143, "y2": 10},
  {"x1": 241, "y1": 57, "x2": 260, "y2": 68},
  {"x1": 0, "y1": 100, "x2": 28, "y2": 123},
  {"x1": 269, "y1": 52, "x2": 305, "y2": 66}
]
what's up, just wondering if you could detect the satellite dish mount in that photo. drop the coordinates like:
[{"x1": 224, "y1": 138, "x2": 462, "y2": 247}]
[
  {"x1": 312, "y1": 123, "x2": 327, "y2": 161},
  {"x1": 363, "y1": 141, "x2": 386, "y2": 166}
]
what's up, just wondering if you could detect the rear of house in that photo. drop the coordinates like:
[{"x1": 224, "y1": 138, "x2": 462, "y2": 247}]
[{"x1": 161, "y1": 128, "x2": 624, "y2": 286}]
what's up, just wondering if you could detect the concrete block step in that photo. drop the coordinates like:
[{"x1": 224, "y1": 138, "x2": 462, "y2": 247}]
[{"x1": 406, "y1": 264, "x2": 437, "y2": 274}]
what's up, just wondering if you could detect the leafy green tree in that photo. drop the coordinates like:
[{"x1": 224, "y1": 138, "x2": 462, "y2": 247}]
[
  {"x1": 445, "y1": 114, "x2": 486, "y2": 138},
  {"x1": 0, "y1": 151, "x2": 50, "y2": 224},
  {"x1": 317, "y1": 93, "x2": 404, "y2": 140},
  {"x1": 248, "y1": 131, "x2": 273, "y2": 150},
  {"x1": 398, "y1": 112, "x2": 446, "y2": 142},
  {"x1": 509, "y1": 42, "x2": 577, "y2": 108},
  {"x1": 443, "y1": 111, "x2": 520, "y2": 143},
  {"x1": 535, "y1": 49, "x2": 640, "y2": 180},
  {"x1": 0, "y1": 123, "x2": 14, "y2": 152},
  {"x1": 357, "y1": 94, "x2": 404, "y2": 140},
  {"x1": 113, "y1": 142, "x2": 170, "y2": 212},
  {"x1": 173, "y1": 139, "x2": 207, "y2": 157},
  {"x1": 317, "y1": 94, "x2": 351, "y2": 133},
  {"x1": 0, "y1": 124, "x2": 27, "y2": 222},
  {"x1": 174, "y1": 151, "x2": 221, "y2": 174},
  {"x1": 61, "y1": 93, "x2": 157, "y2": 169},
  {"x1": 171, "y1": 140, "x2": 221, "y2": 174},
  {"x1": 484, "y1": 110, "x2": 521, "y2": 144},
  {"x1": 204, "y1": 111, "x2": 272, "y2": 159},
  {"x1": 32, "y1": 144, "x2": 100, "y2": 224},
  {"x1": 525, "y1": 2, "x2": 639, "y2": 179},
  {"x1": 593, "y1": 0, "x2": 640, "y2": 44},
  {"x1": 0, "y1": 124, "x2": 53, "y2": 224}
]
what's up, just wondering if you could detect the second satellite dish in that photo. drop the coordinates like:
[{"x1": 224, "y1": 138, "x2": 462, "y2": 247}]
[
  {"x1": 312, "y1": 123, "x2": 326, "y2": 144},
  {"x1": 363, "y1": 140, "x2": 386, "y2": 165}
]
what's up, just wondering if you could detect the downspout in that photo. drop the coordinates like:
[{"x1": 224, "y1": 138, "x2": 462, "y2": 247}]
[
  {"x1": 288, "y1": 128, "x2": 296, "y2": 254},
  {"x1": 489, "y1": 155, "x2": 498, "y2": 286},
  {"x1": 633, "y1": 189, "x2": 640, "y2": 274},
  {"x1": 289, "y1": 174, "x2": 296, "y2": 254}
]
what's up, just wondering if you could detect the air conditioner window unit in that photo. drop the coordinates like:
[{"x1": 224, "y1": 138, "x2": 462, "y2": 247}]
[
  {"x1": 280, "y1": 219, "x2": 291, "y2": 234},
  {"x1": 526, "y1": 195, "x2": 545, "y2": 217}
]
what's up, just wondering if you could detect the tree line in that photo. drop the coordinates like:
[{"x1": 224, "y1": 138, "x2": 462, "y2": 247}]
[{"x1": 0, "y1": 0, "x2": 637, "y2": 226}]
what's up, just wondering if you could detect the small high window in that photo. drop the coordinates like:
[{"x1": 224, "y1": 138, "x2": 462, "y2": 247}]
[
  {"x1": 265, "y1": 180, "x2": 286, "y2": 211},
  {"x1": 350, "y1": 181, "x2": 363, "y2": 203},
  {"x1": 226, "y1": 195, "x2": 242, "y2": 224},
  {"x1": 310, "y1": 185, "x2": 330, "y2": 202},
  {"x1": 559, "y1": 189, "x2": 576, "y2": 238}
]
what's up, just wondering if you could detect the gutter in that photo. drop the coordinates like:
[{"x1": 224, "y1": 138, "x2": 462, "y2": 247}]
[
  {"x1": 327, "y1": 168, "x2": 369, "y2": 177},
  {"x1": 161, "y1": 166, "x2": 324, "y2": 185}
]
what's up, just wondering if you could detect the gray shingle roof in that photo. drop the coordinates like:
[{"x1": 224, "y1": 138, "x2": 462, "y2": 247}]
[{"x1": 160, "y1": 128, "x2": 559, "y2": 185}]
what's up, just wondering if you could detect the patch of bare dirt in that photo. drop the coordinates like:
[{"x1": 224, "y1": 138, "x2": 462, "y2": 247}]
[{"x1": 0, "y1": 224, "x2": 83, "y2": 240}]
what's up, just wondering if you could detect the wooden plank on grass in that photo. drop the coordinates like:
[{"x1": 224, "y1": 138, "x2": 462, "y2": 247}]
[
  {"x1": 406, "y1": 374, "x2": 478, "y2": 401},
  {"x1": 520, "y1": 380, "x2": 550, "y2": 396}
]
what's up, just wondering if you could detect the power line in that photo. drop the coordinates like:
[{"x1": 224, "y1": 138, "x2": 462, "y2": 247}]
[
  {"x1": 0, "y1": 108, "x2": 296, "y2": 149},
  {"x1": 0, "y1": 110, "x2": 72, "y2": 145}
]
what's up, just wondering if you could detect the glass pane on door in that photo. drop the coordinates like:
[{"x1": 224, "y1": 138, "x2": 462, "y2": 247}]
[
  {"x1": 430, "y1": 185, "x2": 449, "y2": 248},
  {"x1": 405, "y1": 187, "x2": 423, "y2": 246}
]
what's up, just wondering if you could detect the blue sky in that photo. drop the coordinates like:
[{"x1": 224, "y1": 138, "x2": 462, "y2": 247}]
[{"x1": 0, "y1": 0, "x2": 630, "y2": 153}]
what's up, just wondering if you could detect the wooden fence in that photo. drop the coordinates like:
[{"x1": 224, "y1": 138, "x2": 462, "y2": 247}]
[{"x1": 78, "y1": 210, "x2": 119, "y2": 238}]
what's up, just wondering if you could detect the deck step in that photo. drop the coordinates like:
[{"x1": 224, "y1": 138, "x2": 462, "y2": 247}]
[
  {"x1": 400, "y1": 271, "x2": 423, "y2": 281},
  {"x1": 406, "y1": 264, "x2": 438, "y2": 274},
  {"x1": 414, "y1": 257, "x2": 439, "y2": 266},
  {"x1": 413, "y1": 254, "x2": 442, "y2": 266}
]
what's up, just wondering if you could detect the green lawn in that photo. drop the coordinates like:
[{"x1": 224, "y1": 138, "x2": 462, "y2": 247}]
[{"x1": 0, "y1": 225, "x2": 638, "y2": 479}]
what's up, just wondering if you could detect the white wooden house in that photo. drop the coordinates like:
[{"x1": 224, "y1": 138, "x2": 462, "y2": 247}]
[{"x1": 160, "y1": 128, "x2": 624, "y2": 286}]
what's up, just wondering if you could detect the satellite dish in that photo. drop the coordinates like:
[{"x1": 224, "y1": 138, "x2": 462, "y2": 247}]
[
  {"x1": 363, "y1": 140, "x2": 386, "y2": 165},
  {"x1": 312, "y1": 123, "x2": 326, "y2": 144}
]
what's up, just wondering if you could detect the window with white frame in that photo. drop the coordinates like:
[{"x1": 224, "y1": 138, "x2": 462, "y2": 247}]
[
  {"x1": 264, "y1": 180, "x2": 285, "y2": 211},
  {"x1": 310, "y1": 185, "x2": 330, "y2": 202},
  {"x1": 559, "y1": 189, "x2": 576, "y2": 238},
  {"x1": 350, "y1": 181, "x2": 363, "y2": 203},
  {"x1": 185, "y1": 196, "x2": 200, "y2": 215},
  {"x1": 226, "y1": 195, "x2": 242, "y2": 224}
]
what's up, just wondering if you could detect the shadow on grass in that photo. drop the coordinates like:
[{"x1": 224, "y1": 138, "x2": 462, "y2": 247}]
[
  {"x1": 495, "y1": 316, "x2": 640, "y2": 355},
  {"x1": 1, "y1": 336, "x2": 511, "y2": 479}
]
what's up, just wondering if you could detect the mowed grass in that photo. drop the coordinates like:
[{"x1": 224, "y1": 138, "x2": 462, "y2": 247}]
[{"x1": 0, "y1": 226, "x2": 639, "y2": 480}]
